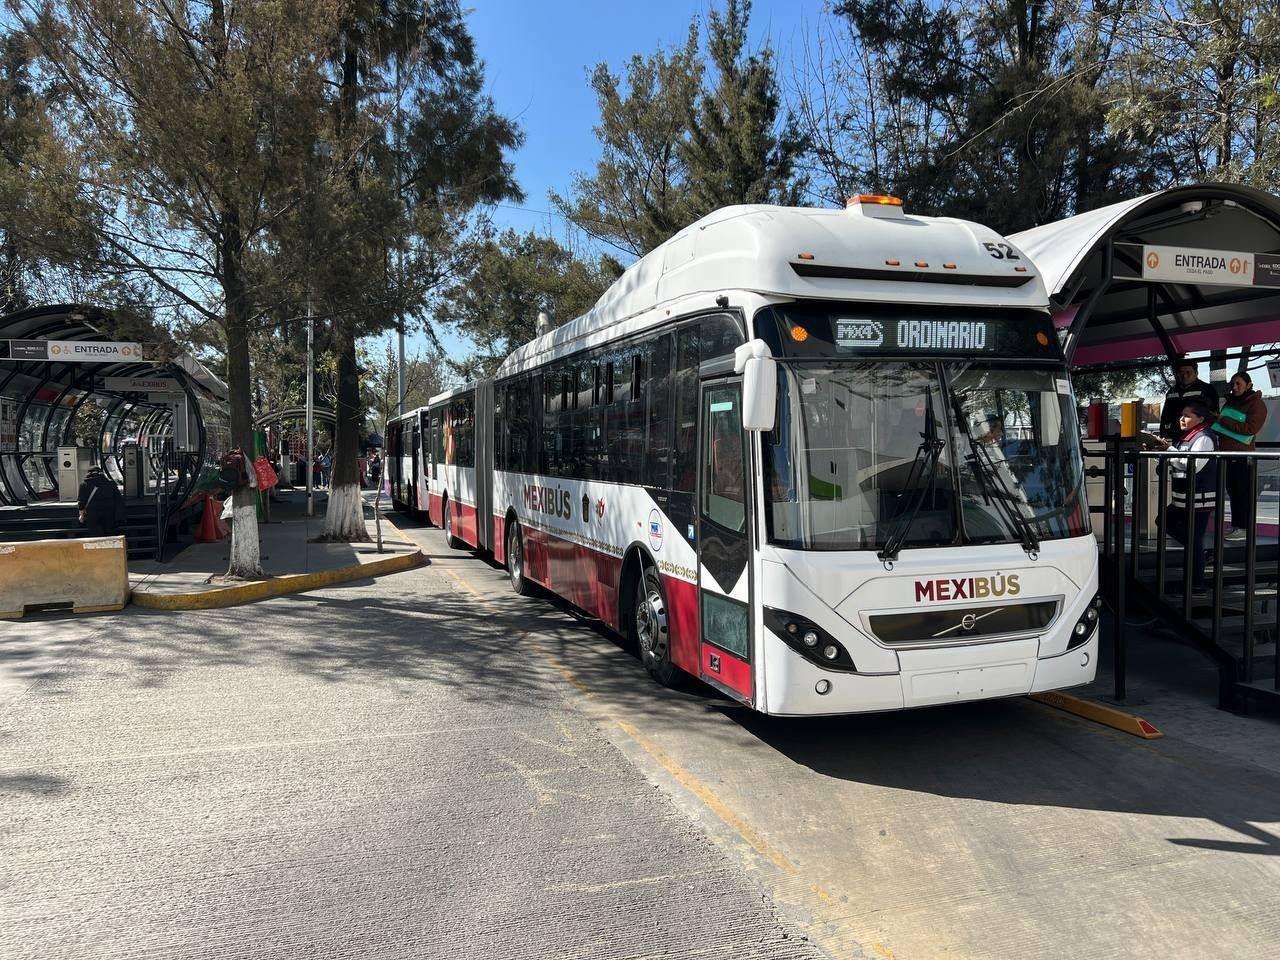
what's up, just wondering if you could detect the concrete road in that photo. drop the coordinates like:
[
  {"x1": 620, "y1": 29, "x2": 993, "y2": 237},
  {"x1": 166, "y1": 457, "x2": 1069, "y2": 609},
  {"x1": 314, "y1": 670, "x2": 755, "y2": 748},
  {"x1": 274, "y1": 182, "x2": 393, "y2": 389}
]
[
  {"x1": 393, "y1": 519, "x2": 1280, "y2": 960},
  {"x1": 0, "y1": 538, "x2": 825, "y2": 959}
]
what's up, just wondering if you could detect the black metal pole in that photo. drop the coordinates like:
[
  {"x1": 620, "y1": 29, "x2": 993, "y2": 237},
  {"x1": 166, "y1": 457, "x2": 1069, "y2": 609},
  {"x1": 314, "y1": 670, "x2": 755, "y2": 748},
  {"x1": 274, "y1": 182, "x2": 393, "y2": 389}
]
[
  {"x1": 1242, "y1": 458, "x2": 1258, "y2": 684},
  {"x1": 1114, "y1": 441, "x2": 1128, "y2": 702},
  {"x1": 1156, "y1": 455, "x2": 1169, "y2": 596},
  {"x1": 1211, "y1": 458, "x2": 1226, "y2": 654},
  {"x1": 1183, "y1": 454, "x2": 1195, "y2": 623},
  {"x1": 1102, "y1": 439, "x2": 1114, "y2": 559}
]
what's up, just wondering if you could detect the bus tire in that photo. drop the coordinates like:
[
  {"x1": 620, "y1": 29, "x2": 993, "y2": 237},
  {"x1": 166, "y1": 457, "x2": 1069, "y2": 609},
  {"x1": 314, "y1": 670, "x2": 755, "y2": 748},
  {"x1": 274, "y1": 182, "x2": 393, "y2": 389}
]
[
  {"x1": 633, "y1": 564, "x2": 681, "y2": 688},
  {"x1": 505, "y1": 520, "x2": 534, "y2": 596},
  {"x1": 444, "y1": 496, "x2": 463, "y2": 550}
]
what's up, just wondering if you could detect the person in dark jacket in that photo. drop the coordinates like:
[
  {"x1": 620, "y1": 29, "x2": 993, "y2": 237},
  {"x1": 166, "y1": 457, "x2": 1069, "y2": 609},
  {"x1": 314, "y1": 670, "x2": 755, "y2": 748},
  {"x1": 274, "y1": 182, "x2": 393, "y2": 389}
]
[
  {"x1": 77, "y1": 466, "x2": 125, "y2": 537},
  {"x1": 1156, "y1": 401, "x2": 1217, "y2": 593},
  {"x1": 1212, "y1": 371, "x2": 1269, "y2": 540},
  {"x1": 1159, "y1": 360, "x2": 1219, "y2": 443}
]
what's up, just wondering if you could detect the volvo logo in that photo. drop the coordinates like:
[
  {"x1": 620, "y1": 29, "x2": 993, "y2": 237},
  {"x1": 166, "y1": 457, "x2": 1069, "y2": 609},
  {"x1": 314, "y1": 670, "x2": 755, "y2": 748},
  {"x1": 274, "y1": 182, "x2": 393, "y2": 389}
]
[{"x1": 960, "y1": 614, "x2": 978, "y2": 631}]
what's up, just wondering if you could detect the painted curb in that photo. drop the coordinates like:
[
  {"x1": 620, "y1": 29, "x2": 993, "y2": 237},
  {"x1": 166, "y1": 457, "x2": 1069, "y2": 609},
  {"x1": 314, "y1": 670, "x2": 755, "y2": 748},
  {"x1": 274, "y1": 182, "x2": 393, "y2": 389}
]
[
  {"x1": 1030, "y1": 691, "x2": 1163, "y2": 739},
  {"x1": 131, "y1": 548, "x2": 424, "y2": 610},
  {"x1": 131, "y1": 505, "x2": 422, "y2": 611}
]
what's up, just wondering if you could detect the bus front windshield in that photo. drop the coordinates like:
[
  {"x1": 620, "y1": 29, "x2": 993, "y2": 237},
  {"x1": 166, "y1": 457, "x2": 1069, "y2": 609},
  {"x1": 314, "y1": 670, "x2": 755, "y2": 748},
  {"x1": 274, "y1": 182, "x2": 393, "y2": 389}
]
[{"x1": 764, "y1": 362, "x2": 1089, "y2": 551}]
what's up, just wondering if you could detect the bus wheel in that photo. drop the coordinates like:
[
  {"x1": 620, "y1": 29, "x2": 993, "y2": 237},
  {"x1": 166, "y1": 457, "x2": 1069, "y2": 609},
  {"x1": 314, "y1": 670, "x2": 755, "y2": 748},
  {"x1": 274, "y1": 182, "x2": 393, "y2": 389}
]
[
  {"x1": 506, "y1": 520, "x2": 533, "y2": 596},
  {"x1": 634, "y1": 565, "x2": 678, "y2": 687},
  {"x1": 444, "y1": 497, "x2": 463, "y2": 550}
]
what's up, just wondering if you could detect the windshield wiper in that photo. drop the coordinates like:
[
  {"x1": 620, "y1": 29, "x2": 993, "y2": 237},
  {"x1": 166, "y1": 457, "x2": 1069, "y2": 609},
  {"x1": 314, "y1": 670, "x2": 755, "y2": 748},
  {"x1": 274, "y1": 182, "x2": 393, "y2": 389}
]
[
  {"x1": 950, "y1": 398, "x2": 1040, "y2": 557},
  {"x1": 878, "y1": 392, "x2": 945, "y2": 563}
]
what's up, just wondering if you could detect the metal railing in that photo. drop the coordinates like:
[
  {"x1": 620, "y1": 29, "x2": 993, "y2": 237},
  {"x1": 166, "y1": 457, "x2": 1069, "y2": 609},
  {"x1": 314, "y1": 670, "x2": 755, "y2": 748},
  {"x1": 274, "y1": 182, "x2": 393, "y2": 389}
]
[{"x1": 1089, "y1": 439, "x2": 1280, "y2": 710}]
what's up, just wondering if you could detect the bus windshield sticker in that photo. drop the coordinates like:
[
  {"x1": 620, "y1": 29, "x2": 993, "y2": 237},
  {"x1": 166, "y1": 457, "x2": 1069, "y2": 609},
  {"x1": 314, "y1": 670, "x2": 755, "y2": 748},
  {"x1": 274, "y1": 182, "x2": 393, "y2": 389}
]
[{"x1": 710, "y1": 401, "x2": 735, "y2": 413}]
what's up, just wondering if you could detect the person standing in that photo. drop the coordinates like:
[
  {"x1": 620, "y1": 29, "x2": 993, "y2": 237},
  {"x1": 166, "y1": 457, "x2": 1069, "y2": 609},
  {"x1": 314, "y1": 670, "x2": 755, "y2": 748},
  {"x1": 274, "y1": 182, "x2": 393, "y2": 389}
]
[
  {"x1": 1156, "y1": 402, "x2": 1217, "y2": 594},
  {"x1": 77, "y1": 465, "x2": 125, "y2": 537},
  {"x1": 368, "y1": 450, "x2": 383, "y2": 490},
  {"x1": 1212, "y1": 371, "x2": 1268, "y2": 541},
  {"x1": 319, "y1": 450, "x2": 332, "y2": 489},
  {"x1": 1159, "y1": 360, "x2": 1219, "y2": 442}
]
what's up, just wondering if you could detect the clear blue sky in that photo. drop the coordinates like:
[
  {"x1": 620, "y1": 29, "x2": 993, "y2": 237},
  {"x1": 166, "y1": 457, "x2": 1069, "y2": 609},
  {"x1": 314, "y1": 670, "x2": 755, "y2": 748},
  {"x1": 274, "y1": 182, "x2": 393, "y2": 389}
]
[{"x1": 400, "y1": 0, "x2": 824, "y2": 367}]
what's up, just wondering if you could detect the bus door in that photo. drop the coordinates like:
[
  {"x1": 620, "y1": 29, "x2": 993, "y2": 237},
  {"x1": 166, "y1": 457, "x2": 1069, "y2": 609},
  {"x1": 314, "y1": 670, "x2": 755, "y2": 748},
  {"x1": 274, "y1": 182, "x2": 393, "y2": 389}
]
[{"x1": 697, "y1": 378, "x2": 754, "y2": 705}]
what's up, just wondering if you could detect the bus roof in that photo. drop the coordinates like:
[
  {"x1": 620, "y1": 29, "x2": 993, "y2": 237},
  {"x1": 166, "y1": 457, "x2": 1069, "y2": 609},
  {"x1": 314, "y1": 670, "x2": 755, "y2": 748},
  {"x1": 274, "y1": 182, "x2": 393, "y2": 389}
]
[{"x1": 496, "y1": 202, "x2": 1048, "y2": 378}]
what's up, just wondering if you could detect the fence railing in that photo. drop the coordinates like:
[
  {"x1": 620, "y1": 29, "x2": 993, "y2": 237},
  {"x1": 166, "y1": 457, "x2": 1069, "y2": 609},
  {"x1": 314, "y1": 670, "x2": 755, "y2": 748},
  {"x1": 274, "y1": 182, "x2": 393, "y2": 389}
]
[{"x1": 1086, "y1": 439, "x2": 1280, "y2": 710}]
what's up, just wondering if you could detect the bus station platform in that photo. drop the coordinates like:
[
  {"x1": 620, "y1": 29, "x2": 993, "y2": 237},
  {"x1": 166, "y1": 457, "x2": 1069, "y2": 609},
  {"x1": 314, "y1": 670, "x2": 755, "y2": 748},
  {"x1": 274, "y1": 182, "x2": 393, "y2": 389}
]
[{"x1": 127, "y1": 491, "x2": 422, "y2": 609}]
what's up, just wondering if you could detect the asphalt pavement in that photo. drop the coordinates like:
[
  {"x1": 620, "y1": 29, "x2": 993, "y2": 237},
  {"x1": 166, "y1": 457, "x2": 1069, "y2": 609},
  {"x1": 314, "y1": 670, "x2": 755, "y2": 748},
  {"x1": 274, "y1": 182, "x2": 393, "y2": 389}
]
[
  {"x1": 5, "y1": 505, "x2": 1280, "y2": 960},
  {"x1": 0, "y1": 529, "x2": 827, "y2": 959}
]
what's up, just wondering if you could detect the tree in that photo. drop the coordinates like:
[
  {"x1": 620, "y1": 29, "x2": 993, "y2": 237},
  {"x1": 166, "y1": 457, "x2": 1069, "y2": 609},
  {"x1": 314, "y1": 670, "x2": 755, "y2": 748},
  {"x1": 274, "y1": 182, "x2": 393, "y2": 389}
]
[
  {"x1": 804, "y1": 0, "x2": 1159, "y2": 233},
  {"x1": 0, "y1": 24, "x2": 103, "y2": 313},
  {"x1": 1107, "y1": 1, "x2": 1280, "y2": 187},
  {"x1": 440, "y1": 229, "x2": 611, "y2": 377},
  {"x1": 555, "y1": 2, "x2": 807, "y2": 259},
  {"x1": 363, "y1": 337, "x2": 449, "y2": 437},
  {"x1": 681, "y1": 0, "x2": 808, "y2": 211},
  {"x1": 316, "y1": 0, "x2": 522, "y2": 541},
  {"x1": 551, "y1": 26, "x2": 703, "y2": 259},
  {"x1": 7, "y1": 0, "x2": 339, "y2": 577}
]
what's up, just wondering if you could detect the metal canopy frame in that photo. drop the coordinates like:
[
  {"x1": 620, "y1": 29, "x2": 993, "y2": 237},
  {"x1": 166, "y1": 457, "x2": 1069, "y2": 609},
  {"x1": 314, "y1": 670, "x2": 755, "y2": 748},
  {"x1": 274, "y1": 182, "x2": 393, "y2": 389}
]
[
  {"x1": 0, "y1": 304, "x2": 228, "y2": 517},
  {"x1": 1010, "y1": 184, "x2": 1280, "y2": 367}
]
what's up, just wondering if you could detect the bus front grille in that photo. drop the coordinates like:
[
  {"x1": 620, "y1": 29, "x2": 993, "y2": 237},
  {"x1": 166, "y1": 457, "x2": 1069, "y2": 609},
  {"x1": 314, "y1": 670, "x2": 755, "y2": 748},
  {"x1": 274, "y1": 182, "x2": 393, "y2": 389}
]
[{"x1": 867, "y1": 600, "x2": 1059, "y2": 647}]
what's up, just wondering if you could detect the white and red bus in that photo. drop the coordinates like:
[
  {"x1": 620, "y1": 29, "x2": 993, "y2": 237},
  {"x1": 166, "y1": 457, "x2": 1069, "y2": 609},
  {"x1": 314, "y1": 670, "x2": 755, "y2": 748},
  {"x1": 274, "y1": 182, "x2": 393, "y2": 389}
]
[{"x1": 396, "y1": 197, "x2": 1101, "y2": 715}]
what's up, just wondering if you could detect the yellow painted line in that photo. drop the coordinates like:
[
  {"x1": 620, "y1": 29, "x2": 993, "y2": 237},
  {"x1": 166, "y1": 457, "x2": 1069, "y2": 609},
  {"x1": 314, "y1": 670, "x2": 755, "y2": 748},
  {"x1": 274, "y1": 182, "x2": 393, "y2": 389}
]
[
  {"x1": 614, "y1": 718, "x2": 799, "y2": 875},
  {"x1": 131, "y1": 549, "x2": 424, "y2": 611},
  {"x1": 1030, "y1": 691, "x2": 1163, "y2": 739}
]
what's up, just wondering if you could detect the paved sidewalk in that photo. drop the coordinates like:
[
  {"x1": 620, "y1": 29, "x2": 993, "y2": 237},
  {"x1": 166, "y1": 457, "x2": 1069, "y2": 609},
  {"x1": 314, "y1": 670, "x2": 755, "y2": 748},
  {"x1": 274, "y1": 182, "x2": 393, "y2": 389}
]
[
  {"x1": 129, "y1": 490, "x2": 416, "y2": 597},
  {"x1": 1083, "y1": 613, "x2": 1280, "y2": 775}
]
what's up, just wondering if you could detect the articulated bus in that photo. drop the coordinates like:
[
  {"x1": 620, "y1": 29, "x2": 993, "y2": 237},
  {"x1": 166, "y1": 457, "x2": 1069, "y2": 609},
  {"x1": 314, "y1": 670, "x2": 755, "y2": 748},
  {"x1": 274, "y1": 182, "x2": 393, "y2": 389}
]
[{"x1": 390, "y1": 196, "x2": 1100, "y2": 715}]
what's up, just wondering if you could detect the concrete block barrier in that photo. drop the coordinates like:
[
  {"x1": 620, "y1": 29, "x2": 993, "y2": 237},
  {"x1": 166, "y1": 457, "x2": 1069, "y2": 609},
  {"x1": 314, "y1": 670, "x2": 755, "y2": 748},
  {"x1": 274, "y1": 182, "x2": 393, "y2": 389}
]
[{"x1": 0, "y1": 536, "x2": 130, "y2": 619}]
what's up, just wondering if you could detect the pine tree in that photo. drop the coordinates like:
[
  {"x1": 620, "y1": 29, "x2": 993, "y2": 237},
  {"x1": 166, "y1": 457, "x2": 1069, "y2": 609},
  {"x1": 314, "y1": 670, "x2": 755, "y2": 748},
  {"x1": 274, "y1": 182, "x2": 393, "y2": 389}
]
[{"x1": 680, "y1": 0, "x2": 808, "y2": 212}]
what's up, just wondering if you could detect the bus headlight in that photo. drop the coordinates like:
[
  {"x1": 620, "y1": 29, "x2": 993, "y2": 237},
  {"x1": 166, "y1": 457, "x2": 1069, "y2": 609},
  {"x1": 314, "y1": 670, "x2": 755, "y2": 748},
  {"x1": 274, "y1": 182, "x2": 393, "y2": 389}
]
[
  {"x1": 1067, "y1": 594, "x2": 1102, "y2": 650},
  {"x1": 763, "y1": 607, "x2": 857, "y2": 672}
]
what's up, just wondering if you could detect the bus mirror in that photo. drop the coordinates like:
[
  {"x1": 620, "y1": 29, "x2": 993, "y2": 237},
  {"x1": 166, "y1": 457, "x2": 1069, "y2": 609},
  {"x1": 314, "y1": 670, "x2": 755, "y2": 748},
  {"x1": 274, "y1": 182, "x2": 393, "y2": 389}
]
[{"x1": 741, "y1": 356, "x2": 777, "y2": 432}]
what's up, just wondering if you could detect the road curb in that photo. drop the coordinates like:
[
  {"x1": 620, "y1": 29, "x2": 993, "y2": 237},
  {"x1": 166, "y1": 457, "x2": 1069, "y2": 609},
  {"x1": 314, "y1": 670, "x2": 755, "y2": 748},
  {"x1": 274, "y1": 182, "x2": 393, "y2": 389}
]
[
  {"x1": 131, "y1": 547, "x2": 424, "y2": 610},
  {"x1": 1030, "y1": 691, "x2": 1163, "y2": 739}
]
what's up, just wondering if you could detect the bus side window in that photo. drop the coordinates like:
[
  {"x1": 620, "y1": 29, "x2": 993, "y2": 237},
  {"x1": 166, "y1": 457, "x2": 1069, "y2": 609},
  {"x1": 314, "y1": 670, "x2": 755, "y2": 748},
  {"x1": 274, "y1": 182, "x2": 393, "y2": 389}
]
[
  {"x1": 673, "y1": 326, "x2": 700, "y2": 492},
  {"x1": 644, "y1": 333, "x2": 674, "y2": 490},
  {"x1": 701, "y1": 312, "x2": 746, "y2": 360}
]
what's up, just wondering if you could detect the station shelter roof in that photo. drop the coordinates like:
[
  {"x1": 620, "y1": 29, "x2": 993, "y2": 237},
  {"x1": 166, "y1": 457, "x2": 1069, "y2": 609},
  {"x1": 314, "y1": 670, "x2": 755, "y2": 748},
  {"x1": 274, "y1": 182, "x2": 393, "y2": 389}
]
[
  {"x1": 1009, "y1": 184, "x2": 1280, "y2": 367},
  {"x1": 0, "y1": 303, "x2": 227, "y2": 506}
]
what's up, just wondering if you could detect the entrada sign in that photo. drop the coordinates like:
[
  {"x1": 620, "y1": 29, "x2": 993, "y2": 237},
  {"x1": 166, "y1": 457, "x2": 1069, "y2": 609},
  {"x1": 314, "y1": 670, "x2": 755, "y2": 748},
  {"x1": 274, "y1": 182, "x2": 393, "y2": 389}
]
[
  {"x1": 1121, "y1": 243, "x2": 1280, "y2": 289},
  {"x1": 2, "y1": 339, "x2": 147, "y2": 362}
]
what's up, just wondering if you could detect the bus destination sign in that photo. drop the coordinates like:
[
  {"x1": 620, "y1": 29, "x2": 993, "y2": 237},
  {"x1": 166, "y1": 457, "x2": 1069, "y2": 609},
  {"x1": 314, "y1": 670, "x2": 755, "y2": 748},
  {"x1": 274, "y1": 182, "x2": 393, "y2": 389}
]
[{"x1": 836, "y1": 318, "x2": 991, "y2": 352}]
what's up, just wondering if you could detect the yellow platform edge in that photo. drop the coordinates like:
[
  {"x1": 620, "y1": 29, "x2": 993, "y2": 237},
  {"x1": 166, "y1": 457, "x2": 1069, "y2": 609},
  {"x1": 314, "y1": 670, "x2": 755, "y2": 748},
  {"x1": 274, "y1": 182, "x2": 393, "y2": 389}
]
[{"x1": 1030, "y1": 691, "x2": 1164, "y2": 739}]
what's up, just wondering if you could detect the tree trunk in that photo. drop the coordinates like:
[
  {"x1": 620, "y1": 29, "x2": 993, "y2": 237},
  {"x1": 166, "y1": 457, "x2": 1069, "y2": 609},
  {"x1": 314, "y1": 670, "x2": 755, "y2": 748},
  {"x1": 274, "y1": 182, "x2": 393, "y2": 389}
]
[
  {"x1": 222, "y1": 212, "x2": 263, "y2": 577},
  {"x1": 321, "y1": 316, "x2": 369, "y2": 541}
]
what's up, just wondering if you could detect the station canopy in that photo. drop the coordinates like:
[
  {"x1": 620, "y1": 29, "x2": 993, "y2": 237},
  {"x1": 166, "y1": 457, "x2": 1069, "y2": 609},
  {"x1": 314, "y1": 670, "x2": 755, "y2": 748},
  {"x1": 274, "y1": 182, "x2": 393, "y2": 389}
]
[
  {"x1": 0, "y1": 303, "x2": 228, "y2": 506},
  {"x1": 1010, "y1": 183, "x2": 1280, "y2": 367}
]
